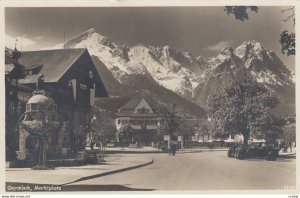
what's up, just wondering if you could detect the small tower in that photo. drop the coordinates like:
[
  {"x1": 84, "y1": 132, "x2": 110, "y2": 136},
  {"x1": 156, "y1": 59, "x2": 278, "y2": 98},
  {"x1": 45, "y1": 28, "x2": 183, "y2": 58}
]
[{"x1": 11, "y1": 40, "x2": 21, "y2": 66}]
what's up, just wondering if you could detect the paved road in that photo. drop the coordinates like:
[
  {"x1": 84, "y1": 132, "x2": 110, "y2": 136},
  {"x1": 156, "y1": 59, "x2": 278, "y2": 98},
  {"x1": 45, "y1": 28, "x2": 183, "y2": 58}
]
[{"x1": 67, "y1": 151, "x2": 296, "y2": 191}]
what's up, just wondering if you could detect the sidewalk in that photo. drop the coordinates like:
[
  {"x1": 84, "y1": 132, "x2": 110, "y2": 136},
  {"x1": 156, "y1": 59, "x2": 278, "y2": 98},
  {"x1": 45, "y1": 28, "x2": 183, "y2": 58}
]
[
  {"x1": 106, "y1": 146, "x2": 161, "y2": 153},
  {"x1": 6, "y1": 154, "x2": 153, "y2": 185},
  {"x1": 106, "y1": 146, "x2": 228, "y2": 154}
]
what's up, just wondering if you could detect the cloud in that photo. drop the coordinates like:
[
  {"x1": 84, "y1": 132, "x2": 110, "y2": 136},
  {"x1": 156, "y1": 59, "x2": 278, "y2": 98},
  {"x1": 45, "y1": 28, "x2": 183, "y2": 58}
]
[
  {"x1": 40, "y1": 43, "x2": 64, "y2": 50},
  {"x1": 5, "y1": 34, "x2": 36, "y2": 50},
  {"x1": 204, "y1": 41, "x2": 233, "y2": 52},
  {"x1": 34, "y1": 35, "x2": 44, "y2": 40}
]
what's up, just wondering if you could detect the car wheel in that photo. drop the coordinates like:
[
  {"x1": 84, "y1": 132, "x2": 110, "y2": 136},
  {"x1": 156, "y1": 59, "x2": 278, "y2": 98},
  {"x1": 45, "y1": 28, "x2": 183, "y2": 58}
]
[
  {"x1": 234, "y1": 151, "x2": 239, "y2": 159},
  {"x1": 227, "y1": 151, "x2": 231, "y2": 157},
  {"x1": 237, "y1": 152, "x2": 245, "y2": 160}
]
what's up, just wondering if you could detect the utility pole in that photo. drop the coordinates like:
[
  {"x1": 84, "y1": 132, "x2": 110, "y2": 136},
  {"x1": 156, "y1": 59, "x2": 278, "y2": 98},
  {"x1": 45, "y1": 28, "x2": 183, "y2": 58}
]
[{"x1": 21, "y1": 34, "x2": 23, "y2": 52}]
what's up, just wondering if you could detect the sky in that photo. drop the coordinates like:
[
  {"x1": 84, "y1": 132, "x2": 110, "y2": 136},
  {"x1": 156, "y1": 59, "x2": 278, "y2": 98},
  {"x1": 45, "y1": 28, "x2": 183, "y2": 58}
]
[{"x1": 5, "y1": 6, "x2": 295, "y2": 71}]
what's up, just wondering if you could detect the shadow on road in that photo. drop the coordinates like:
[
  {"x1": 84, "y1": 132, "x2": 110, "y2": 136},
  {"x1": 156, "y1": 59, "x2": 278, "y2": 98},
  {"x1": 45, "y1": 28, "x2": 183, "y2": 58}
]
[
  {"x1": 6, "y1": 182, "x2": 154, "y2": 192},
  {"x1": 62, "y1": 184, "x2": 154, "y2": 191},
  {"x1": 233, "y1": 158, "x2": 294, "y2": 162}
]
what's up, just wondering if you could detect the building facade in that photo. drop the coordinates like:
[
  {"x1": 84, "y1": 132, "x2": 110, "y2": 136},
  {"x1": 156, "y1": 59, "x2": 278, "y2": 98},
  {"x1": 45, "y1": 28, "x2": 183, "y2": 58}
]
[
  {"x1": 115, "y1": 91, "x2": 162, "y2": 146},
  {"x1": 5, "y1": 48, "x2": 108, "y2": 163}
]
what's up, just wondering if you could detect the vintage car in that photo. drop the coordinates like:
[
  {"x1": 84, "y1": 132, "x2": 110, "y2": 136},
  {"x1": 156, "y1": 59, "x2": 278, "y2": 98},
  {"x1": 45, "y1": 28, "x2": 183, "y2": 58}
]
[{"x1": 228, "y1": 145, "x2": 279, "y2": 161}]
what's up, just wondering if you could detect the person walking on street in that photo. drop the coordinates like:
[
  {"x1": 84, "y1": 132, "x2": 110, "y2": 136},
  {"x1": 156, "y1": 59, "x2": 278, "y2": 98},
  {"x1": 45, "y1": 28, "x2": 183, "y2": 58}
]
[{"x1": 171, "y1": 143, "x2": 177, "y2": 156}]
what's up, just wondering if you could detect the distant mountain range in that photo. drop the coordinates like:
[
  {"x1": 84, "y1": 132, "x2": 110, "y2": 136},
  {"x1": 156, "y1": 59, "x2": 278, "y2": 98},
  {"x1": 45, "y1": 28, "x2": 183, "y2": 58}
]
[
  {"x1": 41, "y1": 28, "x2": 296, "y2": 116},
  {"x1": 194, "y1": 41, "x2": 295, "y2": 115}
]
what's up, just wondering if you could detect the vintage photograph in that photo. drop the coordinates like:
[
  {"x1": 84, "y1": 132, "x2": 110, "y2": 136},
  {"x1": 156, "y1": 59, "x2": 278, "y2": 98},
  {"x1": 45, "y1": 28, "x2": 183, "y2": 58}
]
[{"x1": 4, "y1": 6, "x2": 296, "y2": 192}]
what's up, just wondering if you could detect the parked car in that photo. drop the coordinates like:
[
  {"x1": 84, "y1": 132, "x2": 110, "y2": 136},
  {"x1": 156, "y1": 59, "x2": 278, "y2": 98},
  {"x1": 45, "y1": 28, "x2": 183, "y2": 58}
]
[{"x1": 228, "y1": 145, "x2": 279, "y2": 161}]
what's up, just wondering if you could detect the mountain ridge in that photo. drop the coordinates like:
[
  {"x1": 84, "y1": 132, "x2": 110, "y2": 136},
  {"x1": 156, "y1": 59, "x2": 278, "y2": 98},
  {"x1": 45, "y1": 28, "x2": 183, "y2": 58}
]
[{"x1": 43, "y1": 28, "x2": 295, "y2": 115}]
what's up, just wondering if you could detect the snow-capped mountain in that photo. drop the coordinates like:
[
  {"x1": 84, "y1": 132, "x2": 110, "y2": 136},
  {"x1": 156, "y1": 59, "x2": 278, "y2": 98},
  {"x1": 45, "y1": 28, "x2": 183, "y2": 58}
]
[
  {"x1": 60, "y1": 28, "x2": 207, "y2": 98},
  {"x1": 235, "y1": 40, "x2": 293, "y2": 87},
  {"x1": 194, "y1": 41, "x2": 295, "y2": 115},
  {"x1": 46, "y1": 28, "x2": 294, "y2": 114},
  {"x1": 194, "y1": 46, "x2": 246, "y2": 106}
]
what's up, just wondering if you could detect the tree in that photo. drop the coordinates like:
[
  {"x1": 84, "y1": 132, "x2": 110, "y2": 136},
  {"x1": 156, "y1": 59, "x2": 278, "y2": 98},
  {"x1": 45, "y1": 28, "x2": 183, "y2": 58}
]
[
  {"x1": 224, "y1": 6, "x2": 258, "y2": 22},
  {"x1": 159, "y1": 104, "x2": 180, "y2": 140},
  {"x1": 225, "y1": 6, "x2": 295, "y2": 56},
  {"x1": 92, "y1": 109, "x2": 117, "y2": 144},
  {"x1": 280, "y1": 7, "x2": 295, "y2": 56},
  {"x1": 21, "y1": 102, "x2": 60, "y2": 169},
  {"x1": 280, "y1": 121, "x2": 296, "y2": 151},
  {"x1": 280, "y1": 30, "x2": 295, "y2": 56},
  {"x1": 198, "y1": 124, "x2": 209, "y2": 142},
  {"x1": 206, "y1": 68, "x2": 280, "y2": 145},
  {"x1": 119, "y1": 124, "x2": 134, "y2": 145},
  {"x1": 176, "y1": 119, "x2": 195, "y2": 141},
  {"x1": 251, "y1": 113, "x2": 285, "y2": 145}
]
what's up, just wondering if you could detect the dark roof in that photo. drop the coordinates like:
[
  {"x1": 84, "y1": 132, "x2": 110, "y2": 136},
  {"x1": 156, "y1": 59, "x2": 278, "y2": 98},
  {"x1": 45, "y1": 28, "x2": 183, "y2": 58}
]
[
  {"x1": 91, "y1": 56, "x2": 134, "y2": 97},
  {"x1": 5, "y1": 64, "x2": 15, "y2": 75},
  {"x1": 117, "y1": 113, "x2": 161, "y2": 117},
  {"x1": 17, "y1": 48, "x2": 86, "y2": 83},
  {"x1": 9, "y1": 79, "x2": 34, "y2": 93},
  {"x1": 117, "y1": 90, "x2": 161, "y2": 116},
  {"x1": 23, "y1": 64, "x2": 43, "y2": 70}
]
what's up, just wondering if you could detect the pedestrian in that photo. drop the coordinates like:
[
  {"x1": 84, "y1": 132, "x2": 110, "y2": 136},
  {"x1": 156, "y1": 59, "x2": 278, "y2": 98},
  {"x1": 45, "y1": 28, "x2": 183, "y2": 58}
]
[
  {"x1": 208, "y1": 144, "x2": 214, "y2": 152},
  {"x1": 171, "y1": 143, "x2": 177, "y2": 156}
]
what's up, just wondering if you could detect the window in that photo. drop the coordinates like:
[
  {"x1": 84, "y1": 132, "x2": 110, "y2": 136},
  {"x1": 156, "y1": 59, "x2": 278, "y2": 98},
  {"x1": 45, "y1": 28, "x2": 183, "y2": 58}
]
[
  {"x1": 26, "y1": 104, "x2": 31, "y2": 112},
  {"x1": 80, "y1": 84, "x2": 87, "y2": 90},
  {"x1": 26, "y1": 103, "x2": 38, "y2": 111},
  {"x1": 118, "y1": 119, "x2": 120, "y2": 124},
  {"x1": 230, "y1": 134, "x2": 235, "y2": 139},
  {"x1": 137, "y1": 107, "x2": 149, "y2": 114},
  {"x1": 31, "y1": 103, "x2": 38, "y2": 111}
]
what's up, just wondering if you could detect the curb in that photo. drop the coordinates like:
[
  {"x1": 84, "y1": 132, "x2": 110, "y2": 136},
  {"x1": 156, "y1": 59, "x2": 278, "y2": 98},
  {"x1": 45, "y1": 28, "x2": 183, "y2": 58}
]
[
  {"x1": 62, "y1": 159, "x2": 154, "y2": 185},
  {"x1": 105, "y1": 149, "x2": 229, "y2": 154},
  {"x1": 106, "y1": 150, "x2": 162, "y2": 154}
]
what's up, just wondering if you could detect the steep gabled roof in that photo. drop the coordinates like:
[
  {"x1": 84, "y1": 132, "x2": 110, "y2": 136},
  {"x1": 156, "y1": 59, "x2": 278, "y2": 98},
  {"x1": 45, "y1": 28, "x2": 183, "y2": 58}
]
[
  {"x1": 118, "y1": 90, "x2": 161, "y2": 116},
  {"x1": 18, "y1": 48, "x2": 86, "y2": 83}
]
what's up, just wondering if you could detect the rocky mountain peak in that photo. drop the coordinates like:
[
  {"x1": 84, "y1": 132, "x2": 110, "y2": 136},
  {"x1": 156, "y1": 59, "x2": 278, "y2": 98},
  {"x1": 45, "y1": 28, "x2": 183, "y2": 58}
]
[
  {"x1": 85, "y1": 27, "x2": 96, "y2": 36},
  {"x1": 221, "y1": 46, "x2": 234, "y2": 53},
  {"x1": 235, "y1": 40, "x2": 266, "y2": 61},
  {"x1": 234, "y1": 40, "x2": 293, "y2": 86},
  {"x1": 218, "y1": 46, "x2": 235, "y2": 59}
]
